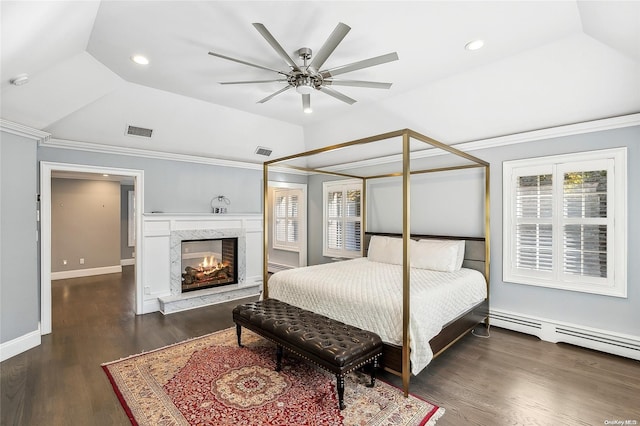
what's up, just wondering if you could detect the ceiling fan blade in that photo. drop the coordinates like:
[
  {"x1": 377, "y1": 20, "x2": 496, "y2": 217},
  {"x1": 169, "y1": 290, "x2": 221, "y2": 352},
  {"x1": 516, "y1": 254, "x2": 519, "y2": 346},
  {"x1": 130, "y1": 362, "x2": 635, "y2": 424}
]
[
  {"x1": 252, "y1": 23, "x2": 301, "y2": 72},
  {"x1": 318, "y1": 86, "x2": 357, "y2": 105},
  {"x1": 324, "y1": 79, "x2": 392, "y2": 89},
  {"x1": 307, "y1": 22, "x2": 351, "y2": 72},
  {"x1": 220, "y1": 79, "x2": 288, "y2": 85},
  {"x1": 302, "y1": 94, "x2": 311, "y2": 113},
  {"x1": 321, "y1": 52, "x2": 399, "y2": 78},
  {"x1": 257, "y1": 85, "x2": 292, "y2": 104},
  {"x1": 208, "y1": 51, "x2": 285, "y2": 75}
]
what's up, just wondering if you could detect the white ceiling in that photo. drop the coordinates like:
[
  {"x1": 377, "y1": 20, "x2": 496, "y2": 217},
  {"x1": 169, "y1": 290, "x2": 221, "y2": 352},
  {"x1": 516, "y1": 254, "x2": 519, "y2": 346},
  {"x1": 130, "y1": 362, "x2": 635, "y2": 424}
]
[{"x1": 1, "y1": 1, "x2": 639, "y2": 164}]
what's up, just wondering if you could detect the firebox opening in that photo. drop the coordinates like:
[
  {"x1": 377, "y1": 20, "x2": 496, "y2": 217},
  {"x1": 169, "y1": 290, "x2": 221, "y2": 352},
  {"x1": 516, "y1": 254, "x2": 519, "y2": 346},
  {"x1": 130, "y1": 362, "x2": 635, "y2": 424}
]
[{"x1": 181, "y1": 237, "x2": 238, "y2": 292}]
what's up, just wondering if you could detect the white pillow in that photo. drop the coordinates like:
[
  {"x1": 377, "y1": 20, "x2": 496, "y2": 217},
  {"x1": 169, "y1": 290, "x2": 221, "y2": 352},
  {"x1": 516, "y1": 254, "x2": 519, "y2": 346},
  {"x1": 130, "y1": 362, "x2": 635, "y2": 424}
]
[
  {"x1": 411, "y1": 239, "x2": 464, "y2": 272},
  {"x1": 367, "y1": 235, "x2": 404, "y2": 265},
  {"x1": 454, "y1": 240, "x2": 466, "y2": 270}
]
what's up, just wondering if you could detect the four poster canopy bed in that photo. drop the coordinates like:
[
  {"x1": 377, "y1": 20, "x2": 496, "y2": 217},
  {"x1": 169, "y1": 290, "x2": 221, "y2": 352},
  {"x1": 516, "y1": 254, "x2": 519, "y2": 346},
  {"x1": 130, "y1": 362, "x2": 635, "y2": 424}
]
[{"x1": 261, "y1": 129, "x2": 490, "y2": 395}]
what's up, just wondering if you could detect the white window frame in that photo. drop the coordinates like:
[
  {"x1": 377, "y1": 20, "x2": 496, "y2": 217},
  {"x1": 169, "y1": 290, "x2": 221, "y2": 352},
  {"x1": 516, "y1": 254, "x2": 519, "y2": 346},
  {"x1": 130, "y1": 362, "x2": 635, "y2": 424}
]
[
  {"x1": 323, "y1": 179, "x2": 363, "y2": 259},
  {"x1": 503, "y1": 147, "x2": 627, "y2": 297},
  {"x1": 272, "y1": 188, "x2": 301, "y2": 252}
]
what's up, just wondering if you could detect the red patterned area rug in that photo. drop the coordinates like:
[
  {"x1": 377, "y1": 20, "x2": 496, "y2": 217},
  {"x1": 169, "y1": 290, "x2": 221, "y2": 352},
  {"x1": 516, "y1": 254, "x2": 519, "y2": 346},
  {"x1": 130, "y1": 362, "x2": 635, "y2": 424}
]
[{"x1": 102, "y1": 328, "x2": 445, "y2": 426}]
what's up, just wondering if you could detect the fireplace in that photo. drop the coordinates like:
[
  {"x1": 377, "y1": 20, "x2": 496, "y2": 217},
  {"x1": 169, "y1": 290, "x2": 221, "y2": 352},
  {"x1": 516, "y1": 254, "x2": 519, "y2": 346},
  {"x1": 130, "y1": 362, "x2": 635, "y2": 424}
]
[
  {"x1": 156, "y1": 218, "x2": 259, "y2": 315},
  {"x1": 169, "y1": 227, "x2": 247, "y2": 302},
  {"x1": 181, "y1": 238, "x2": 238, "y2": 292}
]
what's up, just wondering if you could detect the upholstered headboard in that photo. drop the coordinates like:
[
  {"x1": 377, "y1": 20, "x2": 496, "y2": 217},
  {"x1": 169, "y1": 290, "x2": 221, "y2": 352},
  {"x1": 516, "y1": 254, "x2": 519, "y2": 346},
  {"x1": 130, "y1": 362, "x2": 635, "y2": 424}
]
[{"x1": 363, "y1": 232, "x2": 486, "y2": 276}]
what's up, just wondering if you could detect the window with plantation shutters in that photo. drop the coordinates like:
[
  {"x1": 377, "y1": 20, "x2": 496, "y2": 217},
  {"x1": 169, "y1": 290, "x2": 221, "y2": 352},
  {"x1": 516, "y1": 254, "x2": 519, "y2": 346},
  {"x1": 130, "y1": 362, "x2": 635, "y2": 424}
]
[
  {"x1": 515, "y1": 172, "x2": 553, "y2": 274},
  {"x1": 323, "y1": 180, "x2": 362, "y2": 258},
  {"x1": 503, "y1": 148, "x2": 627, "y2": 298},
  {"x1": 273, "y1": 188, "x2": 301, "y2": 250}
]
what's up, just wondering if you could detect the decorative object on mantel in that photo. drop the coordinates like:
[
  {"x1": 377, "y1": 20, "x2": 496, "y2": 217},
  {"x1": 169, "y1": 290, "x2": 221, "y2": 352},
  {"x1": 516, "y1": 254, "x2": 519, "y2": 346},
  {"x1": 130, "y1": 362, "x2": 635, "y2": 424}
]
[{"x1": 211, "y1": 195, "x2": 230, "y2": 214}]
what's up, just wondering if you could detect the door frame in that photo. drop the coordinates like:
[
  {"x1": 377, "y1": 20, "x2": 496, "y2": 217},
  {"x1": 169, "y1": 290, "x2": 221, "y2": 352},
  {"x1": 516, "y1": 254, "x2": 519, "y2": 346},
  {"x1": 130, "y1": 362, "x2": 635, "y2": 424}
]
[{"x1": 40, "y1": 162, "x2": 144, "y2": 334}]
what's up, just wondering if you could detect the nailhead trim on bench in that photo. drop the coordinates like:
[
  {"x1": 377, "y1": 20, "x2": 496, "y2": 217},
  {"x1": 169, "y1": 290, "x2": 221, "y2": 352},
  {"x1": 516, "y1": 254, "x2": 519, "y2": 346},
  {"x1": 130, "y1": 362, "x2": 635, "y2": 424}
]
[{"x1": 233, "y1": 298, "x2": 383, "y2": 410}]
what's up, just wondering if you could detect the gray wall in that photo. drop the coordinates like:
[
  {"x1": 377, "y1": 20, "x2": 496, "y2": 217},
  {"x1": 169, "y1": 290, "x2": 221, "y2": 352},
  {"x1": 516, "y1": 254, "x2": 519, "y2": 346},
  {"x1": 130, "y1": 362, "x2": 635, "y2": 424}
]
[
  {"x1": 5, "y1": 124, "x2": 636, "y2": 348},
  {"x1": 51, "y1": 178, "x2": 120, "y2": 273},
  {"x1": 38, "y1": 147, "x2": 264, "y2": 214},
  {"x1": 307, "y1": 126, "x2": 639, "y2": 336},
  {"x1": 1, "y1": 132, "x2": 39, "y2": 344},
  {"x1": 485, "y1": 126, "x2": 639, "y2": 336},
  {"x1": 366, "y1": 168, "x2": 485, "y2": 236},
  {"x1": 120, "y1": 184, "x2": 135, "y2": 261}
]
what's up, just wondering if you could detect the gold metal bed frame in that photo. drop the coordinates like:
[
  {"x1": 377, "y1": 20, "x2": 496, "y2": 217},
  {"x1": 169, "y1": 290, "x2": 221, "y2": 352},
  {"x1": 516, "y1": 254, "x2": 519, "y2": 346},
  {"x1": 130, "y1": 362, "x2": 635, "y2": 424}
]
[{"x1": 262, "y1": 128, "x2": 490, "y2": 395}]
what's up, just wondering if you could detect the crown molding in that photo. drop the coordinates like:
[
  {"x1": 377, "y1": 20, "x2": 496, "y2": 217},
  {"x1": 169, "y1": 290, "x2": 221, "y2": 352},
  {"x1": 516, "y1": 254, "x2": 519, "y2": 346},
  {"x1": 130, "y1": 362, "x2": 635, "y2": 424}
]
[
  {"x1": 21, "y1": 112, "x2": 640, "y2": 174},
  {"x1": 459, "y1": 113, "x2": 640, "y2": 151},
  {"x1": 319, "y1": 113, "x2": 640, "y2": 172},
  {"x1": 0, "y1": 119, "x2": 51, "y2": 142},
  {"x1": 41, "y1": 137, "x2": 265, "y2": 171}
]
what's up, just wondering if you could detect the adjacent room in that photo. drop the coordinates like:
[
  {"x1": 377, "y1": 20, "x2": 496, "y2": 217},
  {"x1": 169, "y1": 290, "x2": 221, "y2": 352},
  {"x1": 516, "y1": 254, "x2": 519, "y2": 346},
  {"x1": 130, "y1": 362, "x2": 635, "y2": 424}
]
[{"x1": 1, "y1": 1, "x2": 639, "y2": 425}]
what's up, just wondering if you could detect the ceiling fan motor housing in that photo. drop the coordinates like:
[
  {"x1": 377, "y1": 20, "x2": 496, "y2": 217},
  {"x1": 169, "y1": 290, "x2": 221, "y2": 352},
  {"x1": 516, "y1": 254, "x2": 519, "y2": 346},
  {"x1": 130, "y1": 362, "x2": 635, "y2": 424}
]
[{"x1": 291, "y1": 48, "x2": 323, "y2": 94}]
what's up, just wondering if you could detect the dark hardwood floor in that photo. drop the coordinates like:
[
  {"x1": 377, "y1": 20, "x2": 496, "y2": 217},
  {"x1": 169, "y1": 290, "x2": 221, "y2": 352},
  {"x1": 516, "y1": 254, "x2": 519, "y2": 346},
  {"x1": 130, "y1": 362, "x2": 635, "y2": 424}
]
[{"x1": 1, "y1": 266, "x2": 639, "y2": 425}]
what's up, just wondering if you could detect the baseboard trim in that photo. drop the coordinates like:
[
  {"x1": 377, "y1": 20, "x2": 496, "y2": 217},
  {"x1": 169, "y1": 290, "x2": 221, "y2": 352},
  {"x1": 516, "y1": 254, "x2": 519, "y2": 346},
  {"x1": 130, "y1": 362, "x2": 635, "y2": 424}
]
[
  {"x1": 121, "y1": 258, "x2": 135, "y2": 266},
  {"x1": 0, "y1": 327, "x2": 41, "y2": 362},
  {"x1": 143, "y1": 298, "x2": 161, "y2": 314},
  {"x1": 51, "y1": 265, "x2": 122, "y2": 280},
  {"x1": 489, "y1": 308, "x2": 640, "y2": 361}
]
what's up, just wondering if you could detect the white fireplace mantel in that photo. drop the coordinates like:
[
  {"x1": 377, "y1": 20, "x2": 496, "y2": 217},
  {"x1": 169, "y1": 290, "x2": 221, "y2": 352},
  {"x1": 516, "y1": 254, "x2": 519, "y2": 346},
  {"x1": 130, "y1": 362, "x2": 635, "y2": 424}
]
[{"x1": 141, "y1": 213, "x2": 262, "y2": 314}]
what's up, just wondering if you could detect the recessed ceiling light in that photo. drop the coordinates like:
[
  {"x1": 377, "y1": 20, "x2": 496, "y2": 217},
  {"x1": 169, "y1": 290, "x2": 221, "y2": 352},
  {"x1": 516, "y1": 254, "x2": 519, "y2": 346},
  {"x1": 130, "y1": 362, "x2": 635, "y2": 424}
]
[
  {"x1": 10, "y1": 73, "x2": 29, "y2": 86},
  {"x1": 465, "y1": 40, "x2": 485, "y2": 51},
  {"x1": 130, "y1": 55, "x2": 149, "y2": 65}
]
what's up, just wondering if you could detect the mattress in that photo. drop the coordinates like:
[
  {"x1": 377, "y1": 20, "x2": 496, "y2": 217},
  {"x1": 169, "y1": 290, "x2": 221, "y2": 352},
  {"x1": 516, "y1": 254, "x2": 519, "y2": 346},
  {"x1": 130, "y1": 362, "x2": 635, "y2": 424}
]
[{"x1": 267, "y1": 257, "x2": 487, "y2": 374}]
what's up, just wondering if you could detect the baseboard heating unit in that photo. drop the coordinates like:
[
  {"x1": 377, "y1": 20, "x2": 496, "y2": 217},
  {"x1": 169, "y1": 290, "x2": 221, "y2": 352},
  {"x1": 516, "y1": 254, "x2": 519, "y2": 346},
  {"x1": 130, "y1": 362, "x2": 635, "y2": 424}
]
[{"x1": 489, "y1": 308, "x2": 640, "y2": 361}]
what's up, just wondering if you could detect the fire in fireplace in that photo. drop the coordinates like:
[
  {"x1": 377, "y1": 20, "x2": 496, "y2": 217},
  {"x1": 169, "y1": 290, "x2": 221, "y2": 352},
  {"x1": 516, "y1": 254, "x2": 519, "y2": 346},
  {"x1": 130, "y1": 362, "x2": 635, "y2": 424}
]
[{"x1": 181, "y1": 237, "x2": 238, "y2": 292}]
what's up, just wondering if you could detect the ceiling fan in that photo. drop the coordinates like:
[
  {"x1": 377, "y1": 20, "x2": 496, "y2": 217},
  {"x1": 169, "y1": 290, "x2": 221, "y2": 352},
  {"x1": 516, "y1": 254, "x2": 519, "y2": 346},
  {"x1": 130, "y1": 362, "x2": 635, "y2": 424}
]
[{"x1": 208, "y1": 22, "x2": 399, "y2": 113}]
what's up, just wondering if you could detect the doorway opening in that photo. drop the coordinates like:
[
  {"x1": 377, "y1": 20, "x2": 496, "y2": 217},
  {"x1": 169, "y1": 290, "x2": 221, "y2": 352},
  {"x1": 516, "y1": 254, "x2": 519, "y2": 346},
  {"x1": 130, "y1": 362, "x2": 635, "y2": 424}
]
[{"x1": 40, "y1": 162, "x2": 144, "y2": 335}]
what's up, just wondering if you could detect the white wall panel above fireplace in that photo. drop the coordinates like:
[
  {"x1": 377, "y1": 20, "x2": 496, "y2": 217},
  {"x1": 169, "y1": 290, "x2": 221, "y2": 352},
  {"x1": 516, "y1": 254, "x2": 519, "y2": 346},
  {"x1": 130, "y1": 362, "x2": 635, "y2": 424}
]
[{"x1": 141, "y1": 213, "x2": 263, "y2": 314}]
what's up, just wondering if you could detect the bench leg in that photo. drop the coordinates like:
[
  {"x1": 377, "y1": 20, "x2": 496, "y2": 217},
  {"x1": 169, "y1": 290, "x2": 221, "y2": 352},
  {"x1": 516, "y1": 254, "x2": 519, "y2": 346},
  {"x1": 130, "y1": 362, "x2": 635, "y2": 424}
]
[
  {"x1": 275, "y1": 345, "x2": 283, "y2": 372},
  {"x1": 367, "y1": 357, "x2": 378, "y2": 388},
  {"x1": 235, "y1": 323, "x2": 243, "y2": 347},
  {"x1": 336, "y1": 375, "x2": 346, "y2": 410}
]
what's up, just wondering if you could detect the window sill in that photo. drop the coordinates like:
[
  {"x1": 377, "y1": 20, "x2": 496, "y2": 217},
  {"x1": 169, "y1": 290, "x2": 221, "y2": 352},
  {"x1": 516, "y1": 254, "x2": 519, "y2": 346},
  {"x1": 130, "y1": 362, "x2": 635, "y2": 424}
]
[{"x1": 504, "y1": 274, "x2": 627, "y2": 298}]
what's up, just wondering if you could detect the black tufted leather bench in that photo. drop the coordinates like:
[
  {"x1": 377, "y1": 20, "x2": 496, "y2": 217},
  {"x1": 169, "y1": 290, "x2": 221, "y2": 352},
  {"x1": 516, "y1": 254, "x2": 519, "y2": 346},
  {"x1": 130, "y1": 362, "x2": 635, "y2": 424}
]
[{"x1": 233, "y1": 298, "x2": 383, "y2": 410}]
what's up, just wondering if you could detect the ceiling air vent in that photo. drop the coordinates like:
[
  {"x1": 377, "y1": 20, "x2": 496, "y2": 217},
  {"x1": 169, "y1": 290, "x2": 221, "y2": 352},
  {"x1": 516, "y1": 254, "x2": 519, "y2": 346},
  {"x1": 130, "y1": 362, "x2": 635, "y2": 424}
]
[
  {"x1": 255, "y1": 146, "x2": 273, "y2": 157},
  {"x1": 126, "y1": 125, "x2": 153, "y2": 138}
]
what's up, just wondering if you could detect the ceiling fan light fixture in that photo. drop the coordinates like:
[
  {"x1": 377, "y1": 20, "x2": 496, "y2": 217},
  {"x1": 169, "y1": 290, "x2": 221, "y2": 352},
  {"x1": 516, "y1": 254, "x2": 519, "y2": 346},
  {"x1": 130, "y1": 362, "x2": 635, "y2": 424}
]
[
  {"x1": 302, "y1": 94, "x2": 312, "y2": 113},
  {"x1": 296, "y1": 85, "x2": 314, "y2": 95},
  {"x1": 295, "y1": 76, "x2": 315, "y2": 94}
]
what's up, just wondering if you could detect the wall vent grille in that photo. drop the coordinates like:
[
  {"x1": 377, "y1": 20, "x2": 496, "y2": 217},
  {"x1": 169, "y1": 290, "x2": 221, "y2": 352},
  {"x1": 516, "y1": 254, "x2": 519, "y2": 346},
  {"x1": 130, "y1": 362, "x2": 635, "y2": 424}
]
[
  {"x1": 255, "y1": 146, "x2": 272, "y2": 157},
  {"x1": 126, "y1": 125, "x2": 153, "y2": 138}
]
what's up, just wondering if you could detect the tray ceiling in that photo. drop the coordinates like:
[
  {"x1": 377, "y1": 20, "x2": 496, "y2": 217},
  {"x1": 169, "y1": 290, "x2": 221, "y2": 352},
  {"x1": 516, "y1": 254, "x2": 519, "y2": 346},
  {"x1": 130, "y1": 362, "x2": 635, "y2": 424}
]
[{"x1": 1, "y1": 1, "x2": 639, "y2": 163}]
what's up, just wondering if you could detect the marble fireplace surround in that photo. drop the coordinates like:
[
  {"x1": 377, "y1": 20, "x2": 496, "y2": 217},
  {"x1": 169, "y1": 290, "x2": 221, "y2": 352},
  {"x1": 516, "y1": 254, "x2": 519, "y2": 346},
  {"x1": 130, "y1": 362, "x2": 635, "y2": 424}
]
[
  {"x1": 169, "y1": 228, "x2": 246, "y2": 295},
  {"x1": 153, "y1": 214, "x2": 262, "y2": 315}
]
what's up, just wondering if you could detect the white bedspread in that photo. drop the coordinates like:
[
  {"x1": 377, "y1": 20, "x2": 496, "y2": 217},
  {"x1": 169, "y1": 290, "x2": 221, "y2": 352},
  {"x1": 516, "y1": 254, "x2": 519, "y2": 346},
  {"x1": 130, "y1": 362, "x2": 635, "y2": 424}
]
[{"x1": 267, "y1": 258, "x2": 487, "y2": 374}]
